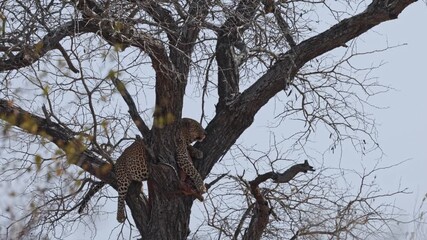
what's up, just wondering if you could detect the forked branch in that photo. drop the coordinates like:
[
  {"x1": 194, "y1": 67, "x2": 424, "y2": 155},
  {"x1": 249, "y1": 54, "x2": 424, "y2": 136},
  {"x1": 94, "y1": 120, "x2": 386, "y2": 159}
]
[
  {"x1": 215, "y1": 0, "x2": 261, "y2": 110},
  {"x1": 241, "y1": 160, "x2": 315, "y2": 240}
]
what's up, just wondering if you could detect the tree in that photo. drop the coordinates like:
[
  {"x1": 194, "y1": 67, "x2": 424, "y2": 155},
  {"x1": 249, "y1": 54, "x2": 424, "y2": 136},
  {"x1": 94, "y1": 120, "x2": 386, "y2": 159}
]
[{"x1": 0, "y1": 0, "x2": 420, "y2": 239}]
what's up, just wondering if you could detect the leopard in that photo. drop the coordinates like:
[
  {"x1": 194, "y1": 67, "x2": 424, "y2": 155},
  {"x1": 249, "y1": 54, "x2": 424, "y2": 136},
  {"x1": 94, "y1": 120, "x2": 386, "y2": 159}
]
[
  {"x1": 77, "y1": 118, "x2": 207, "y2": 223},
  {"x1": 175, "y1": 118, "x2": 207, "y2": 195}
]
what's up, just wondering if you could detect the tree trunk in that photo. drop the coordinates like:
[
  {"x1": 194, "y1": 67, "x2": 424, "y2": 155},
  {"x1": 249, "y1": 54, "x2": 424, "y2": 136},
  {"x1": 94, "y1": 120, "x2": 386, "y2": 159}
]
[{"x1": 0, "y1": 1, "x2": 418, "y2": 239}]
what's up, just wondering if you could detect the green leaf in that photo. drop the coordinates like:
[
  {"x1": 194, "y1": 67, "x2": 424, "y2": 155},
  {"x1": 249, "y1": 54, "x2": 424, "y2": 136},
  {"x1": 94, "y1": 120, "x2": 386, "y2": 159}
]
[{"x1": 35, "y1": 155, "x2": 42, "y2": 171}]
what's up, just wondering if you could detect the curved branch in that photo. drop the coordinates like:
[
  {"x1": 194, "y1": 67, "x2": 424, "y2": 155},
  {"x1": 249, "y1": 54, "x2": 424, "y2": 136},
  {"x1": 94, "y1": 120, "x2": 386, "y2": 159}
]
[
  {"x1": 55, "y1": 43, "x2": 79, "y2": 73},
  {"x1": 242, "y1": 161, "x2": 315, "y2": 240},
  {"x1": 272, "y1": 160, "x2": 315, "y2": 183},
  {"x1": 140, "y1": 1, "x2": 179, "y2": 44},
  {"x1": 240, "y1": 0, "x2": 417, "y2": 110},
  {"x1": 72, "y1": 0, "x2": 171, "y2": 67},
  {"x1": 293, "y1": 0, "x2": 416, "y2": 65},
  {"x1": 0, "y1": 16, "x2": 176, "y2": 127},
  {"x1": 0, "y1": 17, "x2": 172, "y2": 82}
]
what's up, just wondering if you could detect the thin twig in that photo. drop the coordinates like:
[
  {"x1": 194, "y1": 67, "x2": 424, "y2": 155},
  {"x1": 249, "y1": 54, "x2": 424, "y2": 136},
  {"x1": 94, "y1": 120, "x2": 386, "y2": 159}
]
[{"x1": 205, "y1": 172, "x2": 229, "y2": 190}]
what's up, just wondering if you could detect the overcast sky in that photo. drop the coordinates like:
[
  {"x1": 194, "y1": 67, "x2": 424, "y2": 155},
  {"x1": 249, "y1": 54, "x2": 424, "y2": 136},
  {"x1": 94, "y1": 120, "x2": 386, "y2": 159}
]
[
  {"x1": 363, "y1": 2, "x2": 427, "y2": 213},
  {"x1": 321, "y1": 2, "x2": 427, "y2": 236}
]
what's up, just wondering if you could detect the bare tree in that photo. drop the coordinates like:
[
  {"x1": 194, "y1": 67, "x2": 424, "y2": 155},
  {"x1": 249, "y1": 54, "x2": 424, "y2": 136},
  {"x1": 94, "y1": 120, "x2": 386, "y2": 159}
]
[{"x1": 0, "y1": 0, "x2": 420, "y2": 239}]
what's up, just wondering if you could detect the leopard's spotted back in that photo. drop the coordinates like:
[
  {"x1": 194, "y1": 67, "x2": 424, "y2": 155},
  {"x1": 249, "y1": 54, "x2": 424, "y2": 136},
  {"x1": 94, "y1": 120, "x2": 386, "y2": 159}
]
[{"x1": 115, "y1": 138, "x2": 149, "y2": 222}]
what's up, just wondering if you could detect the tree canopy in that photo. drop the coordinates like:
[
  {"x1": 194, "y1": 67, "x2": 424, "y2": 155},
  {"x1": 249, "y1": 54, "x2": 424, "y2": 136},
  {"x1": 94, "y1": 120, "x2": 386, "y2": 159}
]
[{"x1": 0, "y1": 0, "x2": 420, "y2": 239}]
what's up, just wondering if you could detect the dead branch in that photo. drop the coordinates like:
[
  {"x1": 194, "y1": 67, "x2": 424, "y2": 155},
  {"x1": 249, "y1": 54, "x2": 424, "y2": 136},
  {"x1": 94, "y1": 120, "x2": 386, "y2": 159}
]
[{"x1": 241, "y1": 160, "x2": 315, "y2": 240}]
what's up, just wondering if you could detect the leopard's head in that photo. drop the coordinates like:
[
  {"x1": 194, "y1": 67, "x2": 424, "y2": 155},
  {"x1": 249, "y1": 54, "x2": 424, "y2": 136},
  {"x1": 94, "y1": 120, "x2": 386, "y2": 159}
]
[{"x1": 181, "y1": 118, "x2": 206, "y2": 143}]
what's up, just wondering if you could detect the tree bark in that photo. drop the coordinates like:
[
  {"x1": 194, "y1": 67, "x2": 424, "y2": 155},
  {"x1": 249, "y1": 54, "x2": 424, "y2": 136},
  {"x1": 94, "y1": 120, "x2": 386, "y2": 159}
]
[
  {"x1": 242, "y1": 161, "x2": 314, "y2": 240},
  {"x1": 0, "y1": 0, "x2": 417, "y2": 239}
]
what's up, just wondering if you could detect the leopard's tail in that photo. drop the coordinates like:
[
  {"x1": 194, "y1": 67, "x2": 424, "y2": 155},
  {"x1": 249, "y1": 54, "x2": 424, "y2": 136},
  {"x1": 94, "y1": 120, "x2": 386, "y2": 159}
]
[{"x1": 78, "y1": 182, "x2": 106, "y2": 214}]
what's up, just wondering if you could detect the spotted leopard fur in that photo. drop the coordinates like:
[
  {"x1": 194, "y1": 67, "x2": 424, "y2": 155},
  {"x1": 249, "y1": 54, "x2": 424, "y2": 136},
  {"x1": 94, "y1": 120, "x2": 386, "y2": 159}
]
[
  {"x1": 176, "y1": 118, "x2": 207, "y2": 194},
  {"x1": 115, "y1": 138, "x2": 149, "y2": 222},
  {"x1": 78, "y1": 118, "x2": 206, "y2": 223}
]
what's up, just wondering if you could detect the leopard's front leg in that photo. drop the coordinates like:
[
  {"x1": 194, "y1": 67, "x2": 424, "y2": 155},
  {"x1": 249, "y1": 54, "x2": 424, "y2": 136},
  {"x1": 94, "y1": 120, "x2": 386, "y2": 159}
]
[{"x1": 176, "y1": 139, "x2": 206, "y2": 194}]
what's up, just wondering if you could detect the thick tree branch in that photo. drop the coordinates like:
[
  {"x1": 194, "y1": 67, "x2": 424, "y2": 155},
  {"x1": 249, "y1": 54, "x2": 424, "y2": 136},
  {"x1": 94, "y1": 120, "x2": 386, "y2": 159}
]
[
  {"x1": 138, "y1": 1, "x2": 179, "y2": 44},
  {"x1": 197, "y1": 0, "x2": 416, "y2": 178},
  {"x1": 294, "y1": 0, "x2": 416, "y2": 65},
  {"x1": 126, "y1": 181, "x2": 150, "y2": 234},
  {"x1": 0, "y1": 16, "x2": 171, "y2": 77},
  {"x1": 216, "y1": 0, "x2": 261, "y2": 110},
  {"x1": 272, "y1": 160, "x2": 315, "y2": 184},
  {"x1": 240, "y1": 0, "x2": 417, "y2": 110},
  {"x1": 151, "y1": 1, "x2": 211, "y2": 127},
  {"x1": 0, "y1": 99, "x2": 114, "y2": 184}
]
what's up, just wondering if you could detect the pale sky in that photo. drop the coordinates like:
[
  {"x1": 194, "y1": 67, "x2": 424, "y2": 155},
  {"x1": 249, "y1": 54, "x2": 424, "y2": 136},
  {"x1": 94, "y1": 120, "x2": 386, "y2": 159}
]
[{"x1": 363, "y1": 3, "x2": 427, "y2": 213}]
